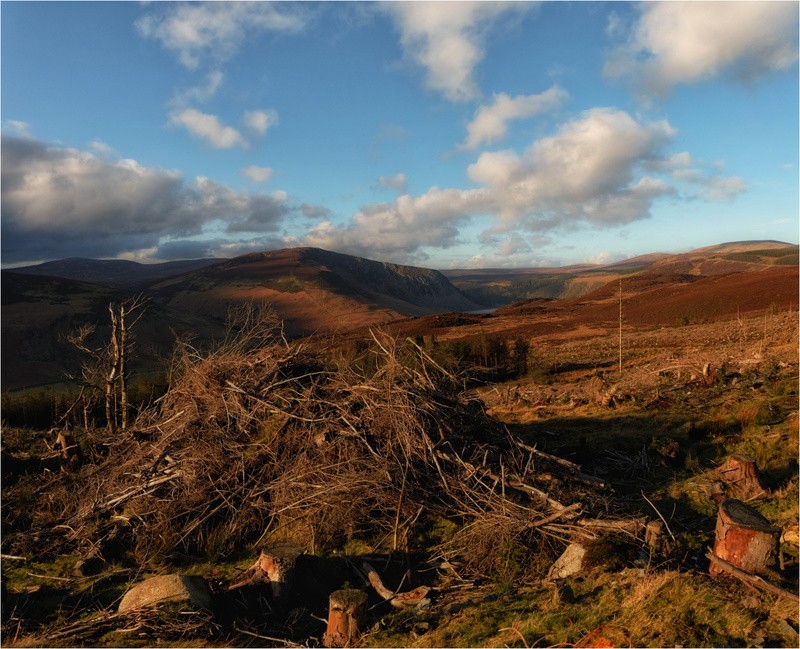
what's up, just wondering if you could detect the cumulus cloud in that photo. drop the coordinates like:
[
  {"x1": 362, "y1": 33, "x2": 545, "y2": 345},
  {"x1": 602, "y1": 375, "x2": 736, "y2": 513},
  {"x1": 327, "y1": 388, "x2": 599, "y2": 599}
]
[
  {"x1": 298, "y1": 108, "x2": 746, "y2": 261},
  {"x1": 242, "y1": 165, "x2": 273, "y2": 184},
  {"x1": 605, "y1": 2, "x2": 799, "y2": 97},
  {"x1": 459, "y1": 86, "x2": 568, "y2": 150},
  {"x1": 646, "y1": 151, "x2": 746, "y2": 202},
  {"x1": 136, "y1": 1, "x2": 308, "y2": 69},
  {"x1": 378, "y1": 172, "x2": 408, "y2": 193},
  {"x1": 169, "y1": 108, "x2": 247, "y2": 148},
  {"x1": 385, "y1": 2, "x2": 533, "y2": 102},
  {"x1": 1, "y1": 135, "x2": 292, "y2": 264},
  {"x1": 169, "y1": 108, "x2": 279, "y2": 148},
  {"x1": 243, "y1": 109, "x2": 279, "y2": 136}
]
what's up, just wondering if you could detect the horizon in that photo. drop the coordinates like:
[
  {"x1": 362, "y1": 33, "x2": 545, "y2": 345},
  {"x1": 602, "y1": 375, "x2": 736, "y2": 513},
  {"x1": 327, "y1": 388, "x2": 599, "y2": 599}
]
[
  {"x1": 3, "y1": 238, "x2": 796, "y2": 274},
  {"x1": 2, "y1": 2, "x2": 798, "y2": 270}
]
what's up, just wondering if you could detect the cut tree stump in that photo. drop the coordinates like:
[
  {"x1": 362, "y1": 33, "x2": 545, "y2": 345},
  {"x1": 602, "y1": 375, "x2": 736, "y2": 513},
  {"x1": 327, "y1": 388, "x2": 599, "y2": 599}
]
[
  {"x1": 227, "y1": 543, "x2": 303, "y2": 600},
  {"x1": 709, "y1": 499, "x2": 779, "y2": 578},
  {"x1": 322, "y1": 589, "x2": 367, "y2": 648},
  {"x1": 717, "y1": 455, "x2": 768, "y2": 499}
]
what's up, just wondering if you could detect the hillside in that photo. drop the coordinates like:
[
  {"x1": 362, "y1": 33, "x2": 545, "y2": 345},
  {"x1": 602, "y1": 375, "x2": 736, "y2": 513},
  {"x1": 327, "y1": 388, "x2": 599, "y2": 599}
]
[
  {"x1": 146, "y1": 247, "x2": 483, "y2": 335},
  {"x1": 0, "y1": 272, "x2": 223, "y2": 392},
  {"x1": 444, "y1": 241, "x2": 797, "y2": 306},
  {"x1": 384, "y1": 265, "x2": 799, "y2": 345}
]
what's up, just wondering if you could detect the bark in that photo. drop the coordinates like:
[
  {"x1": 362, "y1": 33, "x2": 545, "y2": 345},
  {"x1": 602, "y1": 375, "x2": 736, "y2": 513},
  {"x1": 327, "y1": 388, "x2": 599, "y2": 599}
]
[
  {"x1": 709, "y1": 499, "x2": 779, "y2": 578},
  {"x1": 323, "y1": 589, "x2": 367, "y2": 648}
]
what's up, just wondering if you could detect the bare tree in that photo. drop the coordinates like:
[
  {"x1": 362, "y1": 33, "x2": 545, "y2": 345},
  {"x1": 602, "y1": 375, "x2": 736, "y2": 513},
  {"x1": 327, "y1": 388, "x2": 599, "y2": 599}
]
[{"x1": 67, "y1": 295, "x2": 147, "y2": 433}]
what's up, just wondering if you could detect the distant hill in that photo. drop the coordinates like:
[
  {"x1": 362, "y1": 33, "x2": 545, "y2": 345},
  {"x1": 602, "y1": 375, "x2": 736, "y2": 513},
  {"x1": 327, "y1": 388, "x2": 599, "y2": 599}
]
[
  {"x1": 147, "y1": 247, "x2": 484, "y2": 335},
  {"x1": 444, "y1": 241, "x2": 797, "y2": 306},
  {"x1": 9, "y1": 257, "x2": 218, "y2": 288}
]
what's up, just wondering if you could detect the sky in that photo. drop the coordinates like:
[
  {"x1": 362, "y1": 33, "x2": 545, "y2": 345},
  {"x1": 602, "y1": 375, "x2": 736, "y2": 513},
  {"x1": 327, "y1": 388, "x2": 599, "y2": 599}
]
[{"x1": 2, "y1": 1, "x2": 798, "y2": 269}]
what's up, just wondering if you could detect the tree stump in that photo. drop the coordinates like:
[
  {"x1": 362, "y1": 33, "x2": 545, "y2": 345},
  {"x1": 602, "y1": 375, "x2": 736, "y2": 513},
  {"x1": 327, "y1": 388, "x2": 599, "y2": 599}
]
[
  {"x1": 709, "y1": 499, "x2": 779, "y2": 578},
  {"x1": 227, "y1": 543, "x2": 302, "y2": 600},
  {"x1": 322, "y1": 589, "x2": 367, "y2": 648},
  {"x1": 717, "y1": 455, "x2": 768, "y2": 499}
]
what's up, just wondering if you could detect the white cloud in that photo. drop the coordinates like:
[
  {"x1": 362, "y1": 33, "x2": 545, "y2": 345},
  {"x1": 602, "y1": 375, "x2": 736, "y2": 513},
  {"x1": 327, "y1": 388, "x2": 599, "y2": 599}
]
[
  {"x1": 605, "y1": 1, "x2": 799, "y2": 97},
  {"x1": 172, "y1": 70, "x2": 225, "y2": 105},
  {"x1": 1, "y1": 135, "x2": 291, "y2": 263},
  {"x1": 136, "y1": 2, "x2": 308, "y2": 69},
  {"x1": 242, "y1": 165, "x2": 273, "y2": 184},
  {"x1": 169, "y1": 108, "x2": 247, "y2": 149},
  {"x1": 243, "y1": 109, "x2": 279, "y2": 136},
  {"x1": 460, "y1": 86, "x2": 568, "y2": 150},
  {"x1": 385, "y1": 2, "x2": 534, "y2": 102},
  {"x1": 378, "y1": 172, "x2": 408, "y2": 193},
  {"x1": 169, "y1": 108, "x2": 279, "y2": 148},
  {"x1": 299, "y1": 109, "x2": 726, "y2": 261}
]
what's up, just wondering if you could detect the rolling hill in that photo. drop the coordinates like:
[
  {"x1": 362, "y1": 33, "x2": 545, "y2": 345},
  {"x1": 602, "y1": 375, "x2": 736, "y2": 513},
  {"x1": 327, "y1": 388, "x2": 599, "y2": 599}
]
[
  {"x1": 8, "y1": 257, "x2": 218, "y2": 287},
  {"x1": 444, "y1": 241, "x2": 798, "y2": 306}
]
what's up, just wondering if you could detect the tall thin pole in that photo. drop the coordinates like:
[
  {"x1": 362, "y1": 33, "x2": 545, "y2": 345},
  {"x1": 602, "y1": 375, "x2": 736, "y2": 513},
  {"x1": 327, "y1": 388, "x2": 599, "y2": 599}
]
[{"x1": 618, "y1": 278, "x2": 623, "y2": 378}]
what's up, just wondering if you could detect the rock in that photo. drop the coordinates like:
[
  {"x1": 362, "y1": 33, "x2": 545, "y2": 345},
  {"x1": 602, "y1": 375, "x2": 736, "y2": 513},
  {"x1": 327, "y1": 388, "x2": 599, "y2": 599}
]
[
  {"x1": 118, "y1": 574, "x2": 214, "y2": 613},
  {"x1": 547, "y1": 543, "x2": 587, "y2": 581}
]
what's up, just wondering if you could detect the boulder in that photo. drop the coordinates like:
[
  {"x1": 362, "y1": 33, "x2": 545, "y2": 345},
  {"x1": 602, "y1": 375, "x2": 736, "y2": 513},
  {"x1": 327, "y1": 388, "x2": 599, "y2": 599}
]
[{"x1": 118, "y1": 574, "x2": 214, "y2": 613}]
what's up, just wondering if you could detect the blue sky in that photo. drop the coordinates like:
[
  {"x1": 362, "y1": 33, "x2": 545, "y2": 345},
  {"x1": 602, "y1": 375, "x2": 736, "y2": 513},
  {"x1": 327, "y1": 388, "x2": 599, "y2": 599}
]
[{"x1": 2, "y1": 1, "x2": 798, "y2": 269}]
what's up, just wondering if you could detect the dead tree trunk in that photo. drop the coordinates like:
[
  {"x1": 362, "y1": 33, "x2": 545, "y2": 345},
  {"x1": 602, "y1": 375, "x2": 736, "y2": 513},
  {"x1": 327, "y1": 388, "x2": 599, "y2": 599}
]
[
  {"x1": 323, "y1": 589, "x2": 367, "y2": 648},
  {"x1": 709, "y1": 499, "x2": 779, "y2": 578},
  {"x1": 105, "y1": 304, "x2": 121, "y2": 435},
  {"x1": 717, "y1": 455, "x2": 768, "y2": 499},
  {"x1": 119, "y1": 302, "x2": 129, "y2": 431}
]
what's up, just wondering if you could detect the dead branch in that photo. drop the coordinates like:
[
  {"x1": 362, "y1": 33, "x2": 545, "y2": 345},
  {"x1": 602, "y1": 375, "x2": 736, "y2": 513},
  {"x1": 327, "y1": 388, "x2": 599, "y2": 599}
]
[{"x1": 706, "y1": 551, "x2": 799, "y2": 602}]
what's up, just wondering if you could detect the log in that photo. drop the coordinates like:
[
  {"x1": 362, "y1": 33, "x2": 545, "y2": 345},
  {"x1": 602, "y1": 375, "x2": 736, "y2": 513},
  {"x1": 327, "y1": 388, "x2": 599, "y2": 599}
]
[
  {"x1": 717, "y1": 455, "x2": 768, "y2": 499},
  {"x1": 322, "y1": 589, "x2": 367, "y2": 648},
  {"x1": 709, "y1": 499, "x2": 779, "y2": 578}
]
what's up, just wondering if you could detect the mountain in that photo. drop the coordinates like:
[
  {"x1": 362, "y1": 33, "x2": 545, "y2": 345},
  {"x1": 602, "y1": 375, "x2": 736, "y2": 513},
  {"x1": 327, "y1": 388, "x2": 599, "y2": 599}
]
[
  {"x1": 8, "y1": 257, "x2": 218, "y2": 287},
  {"x1": 146, "y1": 247, "x2": 484, "y2": 335}
]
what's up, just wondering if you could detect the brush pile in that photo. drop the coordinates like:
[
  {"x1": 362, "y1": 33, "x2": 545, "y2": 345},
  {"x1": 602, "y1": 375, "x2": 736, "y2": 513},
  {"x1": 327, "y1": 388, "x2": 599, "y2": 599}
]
[{"x1": 20, "y1": 319, "x2": 613, "y2": 575}]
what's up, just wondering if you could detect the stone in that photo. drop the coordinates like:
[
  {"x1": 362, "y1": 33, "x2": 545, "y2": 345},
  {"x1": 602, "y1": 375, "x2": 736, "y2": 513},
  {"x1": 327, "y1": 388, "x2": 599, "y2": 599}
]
[
  {"x1": 547, "y1": 542, "x2": 587, "y2": 581},
  {"x1": 118, "y1": 574, "x2": 214, "y2": 613}
]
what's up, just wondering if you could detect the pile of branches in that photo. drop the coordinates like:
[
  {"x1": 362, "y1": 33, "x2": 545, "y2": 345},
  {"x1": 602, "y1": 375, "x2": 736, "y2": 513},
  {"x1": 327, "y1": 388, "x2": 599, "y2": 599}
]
[{"x1": 24, "y1": 320, "x2": 614, "y2": 574}]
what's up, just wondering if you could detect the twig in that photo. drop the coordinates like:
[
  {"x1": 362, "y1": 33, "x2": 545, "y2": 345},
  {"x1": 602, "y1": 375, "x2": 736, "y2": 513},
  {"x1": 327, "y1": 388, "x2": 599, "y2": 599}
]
[
  {"x1": 641, "y1": 491, "x2": 676, "y2": 542},
  {"x1": 0, "y1": 554, "x2": 27, "y2": 561},
  {"x1": 27, "y1": 572, "x2": 72, "y2": 582},
  {"x1": 233, "y1": 624, "x2": 304, "y2": 646}
]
